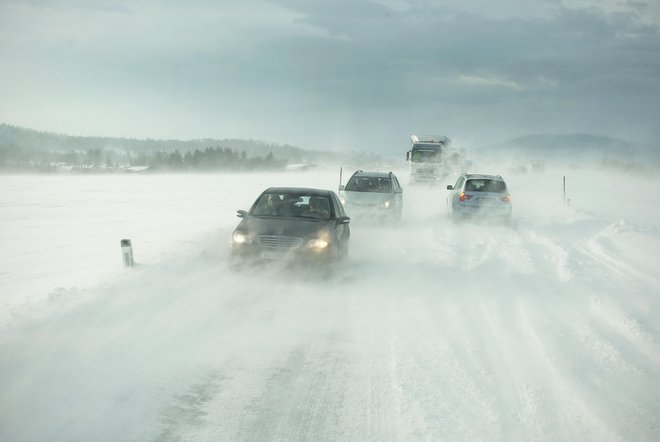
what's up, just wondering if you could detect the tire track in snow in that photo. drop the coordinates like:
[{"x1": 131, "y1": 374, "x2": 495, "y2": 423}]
[
  {"x1": 478, "y1": 299, "x2": 561, "y2": 442},
  {"x1": 514, "y1": 299, "x2": 622, "y2": 441},
  {"x1": 383, "y1": 296, "x2": 501, "y2": 440},
  {"x1": 346, "y1": 295, "x2": 404, "y2": 441},
  {"x1": 569, "y1": 319, "x2": 660, "y2": 436},
  {"x1": 148, "y1": 271, "x2": 356, "y2": 441},
  {"x1": 232, "y1": 338, "x2": 346, "y2": 441},
  {"x1": 579, "y1": 237, "x2": 660, "y2": 290},
  {"x1": 156, "y1": 371, "x2": 225, "y2": 441},
  {"x1": 574, "y1": 324, "x2": 642, "y2": 376},
  {"x1": 448, "y1": 225, "x2": 536, "y2": 275},
  {"x1": 523, "y1": 232, "x2": 575, "y2": 282},
  {"x1": 589, "y1": 297, "x2": 660, "y2": 369}
]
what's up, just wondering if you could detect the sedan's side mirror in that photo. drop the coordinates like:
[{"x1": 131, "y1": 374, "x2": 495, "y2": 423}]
[
  {"x1": 336, "y1": 216, "x2": 350, "y2": 224},
  {"x1": 338, "y1": 184, "x2": 345, "y2": 191},
  {"x1": 446, "y1": 185, "x2": 454, "y2": 190},
  {"x1": 237, "y1": 210, "x2": 248, "y2": 218}
]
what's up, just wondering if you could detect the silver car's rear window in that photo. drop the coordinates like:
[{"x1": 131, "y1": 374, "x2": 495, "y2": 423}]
[{"x1": 464, "y1": 179, "x2": 507, "y2": 192}]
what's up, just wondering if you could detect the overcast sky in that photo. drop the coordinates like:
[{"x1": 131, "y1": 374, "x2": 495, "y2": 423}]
[{"x1": 1, "y1": 0, "x2": 659, "y2": 152}]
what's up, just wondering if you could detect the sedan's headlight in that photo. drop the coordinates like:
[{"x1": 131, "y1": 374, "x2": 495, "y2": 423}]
[
  {"x1": 232, "y1": 230, "x2": 253, "y2": 244},
  {"x1": 306, "y1": 238, "x2": 329, "y2": 249},
  {"x1": 381, "y1": 200, "x2": 393, "y2": 209},
  {"x1": 339, "y1": 196, "x2": 347, "y2": 205}
]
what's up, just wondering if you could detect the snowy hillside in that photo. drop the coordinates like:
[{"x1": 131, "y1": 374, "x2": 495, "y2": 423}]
[
  {"x1": 1, "y1": 166, "x2": 659, "y2": 441},
  {"x1": 473, "y1": 134, "x2": 660, "y2": 171}
]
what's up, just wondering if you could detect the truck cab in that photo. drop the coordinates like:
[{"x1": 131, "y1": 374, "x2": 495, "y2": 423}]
[{"x1": 406, "y1": 134, "x2": 451, "y2": 184}]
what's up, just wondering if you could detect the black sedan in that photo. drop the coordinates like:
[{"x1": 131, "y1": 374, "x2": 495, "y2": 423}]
[{"x1": 230, "y1": 187, "x2": 350, "y2": 264}]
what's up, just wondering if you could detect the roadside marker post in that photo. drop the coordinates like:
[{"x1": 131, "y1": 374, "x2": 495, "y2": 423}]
[{"x1": 121, "y1": 239, "x2": 134, "y2": 267}]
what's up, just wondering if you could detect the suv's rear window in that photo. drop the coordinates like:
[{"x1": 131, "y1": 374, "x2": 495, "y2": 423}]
[
  {"x1": 465, "y1": 179, "x2": 507, "y2": 192},
  {"x1": 345, "y1": 176, "x2": 392, "y2": 193}
]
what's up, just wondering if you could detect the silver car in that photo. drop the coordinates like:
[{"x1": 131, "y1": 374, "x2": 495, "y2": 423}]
[
  {"x1": 338, "y1": 170, "x2": 403, "y2": 222},
  {"x1": 446, "y1": 173, "x2": 512, "y2": 224}
]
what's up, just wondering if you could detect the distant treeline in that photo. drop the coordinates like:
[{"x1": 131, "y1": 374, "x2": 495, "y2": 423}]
[
  {"x1": 0, "y1": 145, "x2": 285, "y2": 172},
  {"x1": 0, "y1": 123, "x2": 387, "y2": 173},
  {"x1": 138, "y1": 147, "x2": 285, "y2": 171}
]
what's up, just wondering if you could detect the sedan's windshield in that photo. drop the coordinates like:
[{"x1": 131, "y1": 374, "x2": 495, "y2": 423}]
[{"x1": 251, "y1": 193, "x2": 332, "y2": 219}]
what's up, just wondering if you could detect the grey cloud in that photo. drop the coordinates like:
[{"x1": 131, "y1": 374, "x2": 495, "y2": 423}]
[
  {"x1": 226, "y1": 1, "x2": 657, "y2": 118},
  {"x1": 0, "y1": 0, "x2": 658, "y2": 148}
]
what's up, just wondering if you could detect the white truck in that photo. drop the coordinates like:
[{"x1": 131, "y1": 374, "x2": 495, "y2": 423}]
[{"x1": 405, "y1": 134, "x2": 462, "y2": 184}]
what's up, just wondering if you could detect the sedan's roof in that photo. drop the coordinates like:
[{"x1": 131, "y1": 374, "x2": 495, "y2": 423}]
[{"x1": 263, "y1": 187, "x2": 333, "y2": 196}]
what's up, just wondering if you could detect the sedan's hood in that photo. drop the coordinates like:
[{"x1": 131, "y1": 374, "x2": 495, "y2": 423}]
[{"x1": 238, "y1": 216, "x2": 332, "y2": 238}]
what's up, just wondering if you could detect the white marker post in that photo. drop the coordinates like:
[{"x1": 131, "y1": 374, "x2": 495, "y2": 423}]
[{"x1": 121, "y1": 239, "x2": 134, "y2": 267}]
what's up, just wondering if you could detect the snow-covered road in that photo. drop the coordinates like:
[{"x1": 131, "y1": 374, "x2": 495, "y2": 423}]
[{"x1": 1, "y1": 168, "x2": 659, "y2": 441}]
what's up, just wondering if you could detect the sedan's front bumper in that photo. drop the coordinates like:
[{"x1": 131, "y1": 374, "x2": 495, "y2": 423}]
[{"x1": 230, "y1": 241, "x2": 339, "y2": 266}]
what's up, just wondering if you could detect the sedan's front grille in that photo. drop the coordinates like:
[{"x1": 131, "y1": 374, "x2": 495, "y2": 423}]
[{"x1": 257, "y1": 235, "x2": 303, "y2": 251}]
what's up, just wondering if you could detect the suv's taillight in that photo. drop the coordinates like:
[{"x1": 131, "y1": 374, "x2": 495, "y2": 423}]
[
  {"x1": 501, "y1": 195, "x2": 512, "y2": 203},
  {"x1": 459, "y1": 192, "x2": 472, "y2": 202}
]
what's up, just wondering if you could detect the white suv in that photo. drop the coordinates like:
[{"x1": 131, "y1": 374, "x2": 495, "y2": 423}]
[{"x1": 339, "y1": 170, "x2": 403, "y2": 222}]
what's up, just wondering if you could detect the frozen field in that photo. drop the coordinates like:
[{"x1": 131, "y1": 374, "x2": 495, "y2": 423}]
[{"x1": 1, "y1": 166, "x2": 659, "y2": 441}]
